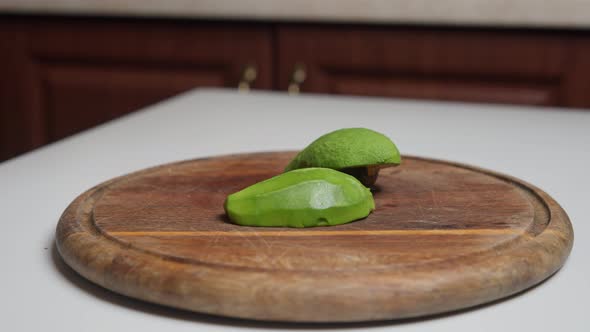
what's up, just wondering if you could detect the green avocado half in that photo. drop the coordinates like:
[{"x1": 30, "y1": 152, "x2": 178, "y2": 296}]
[
  {"x1": 284, "y1": 128, "x2": 401, "y2": 186},
  {"x1": 224, "y1": 168, "x2": 374, "y2": 228}
]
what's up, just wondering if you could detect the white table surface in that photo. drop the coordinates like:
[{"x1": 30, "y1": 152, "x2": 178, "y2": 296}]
[{"x1": 1, "y1": 89, "x2": 589, "y2": 331}]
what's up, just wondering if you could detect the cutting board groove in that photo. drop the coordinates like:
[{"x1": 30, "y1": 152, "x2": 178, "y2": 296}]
[{"x1": 56, "y1": 152, "x2": 573, "y2": 322}]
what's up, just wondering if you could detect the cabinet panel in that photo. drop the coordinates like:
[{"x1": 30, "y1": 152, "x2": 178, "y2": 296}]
[
  {"x1": 278, "y1": 26, "x2": 583, "y2": 107},
  {"x1": 42, "y1": 61, "x2": 227, "y2": 140},
  {"x1": 0, "y1": 22, "x2": 38, "y2": 160},
  {"x1": 0, "y1": 17, "x2": 272, "y2": 161}
]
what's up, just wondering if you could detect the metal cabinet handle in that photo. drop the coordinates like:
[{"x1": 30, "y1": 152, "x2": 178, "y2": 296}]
[
  {"x1": 287, "y1": 63, "x2": 306, "y2": 95},
  {"x1": 237, "y1": 64, "x2": 257, "y2": 92}
]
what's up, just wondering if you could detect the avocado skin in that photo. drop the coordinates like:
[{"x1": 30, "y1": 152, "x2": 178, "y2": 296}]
[{"x1": 284, "y1": 128, "x2": 401, "y2": 172}]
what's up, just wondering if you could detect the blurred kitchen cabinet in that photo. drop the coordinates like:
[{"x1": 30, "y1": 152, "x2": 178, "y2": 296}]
[
  {"x1": 2, "y1": 18, "x2": 590, "y2": 162},
  {"x1": 278, "y1": 25, "x2": 590, "y2": 108},
  {"x1": 0, "y1": 18, "x2": 272, "y2": 161}
]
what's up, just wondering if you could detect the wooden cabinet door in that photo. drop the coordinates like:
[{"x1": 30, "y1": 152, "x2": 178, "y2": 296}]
[
  {"x1": 0, "y1": 18, "x2": 272, "y2": 161},
  {"x1": 278, "y1": 25, "x2": 589, "y2": 108}
]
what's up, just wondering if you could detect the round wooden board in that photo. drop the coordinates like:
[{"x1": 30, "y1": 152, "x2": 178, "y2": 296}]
[{"x1": 56, "y1": 152, "x2": 573, "y2": 322}]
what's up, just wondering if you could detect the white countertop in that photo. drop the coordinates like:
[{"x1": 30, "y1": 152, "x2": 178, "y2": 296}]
[
  {"x1": 1, "y1": 89, "x2": 589, "y2": 331},
  {"x1": 2, "y1": 0, "x2": 590, "y2": 29}
]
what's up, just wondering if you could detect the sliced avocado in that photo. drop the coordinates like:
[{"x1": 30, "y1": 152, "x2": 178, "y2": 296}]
[
  {"x1": 285, "y1": 128, "x2": 401, "y2": 186},
  {"x1": 224, "y1": 168, "x2": 374, "y2": 228}
]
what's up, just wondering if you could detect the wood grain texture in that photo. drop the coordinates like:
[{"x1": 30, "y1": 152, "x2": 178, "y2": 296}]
[{"x1": 56, "y1": 152, "x2": 573, "y2": 322}]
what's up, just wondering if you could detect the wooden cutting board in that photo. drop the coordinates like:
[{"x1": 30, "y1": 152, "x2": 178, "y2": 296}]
[{"x1": 56, "y1": 152, "x2": 573, "y2": 322}]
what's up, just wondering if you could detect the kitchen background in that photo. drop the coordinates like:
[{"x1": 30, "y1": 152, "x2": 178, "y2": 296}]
[{"x1": 1, "y1": 0, "x2": 589, "y2": 162}]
